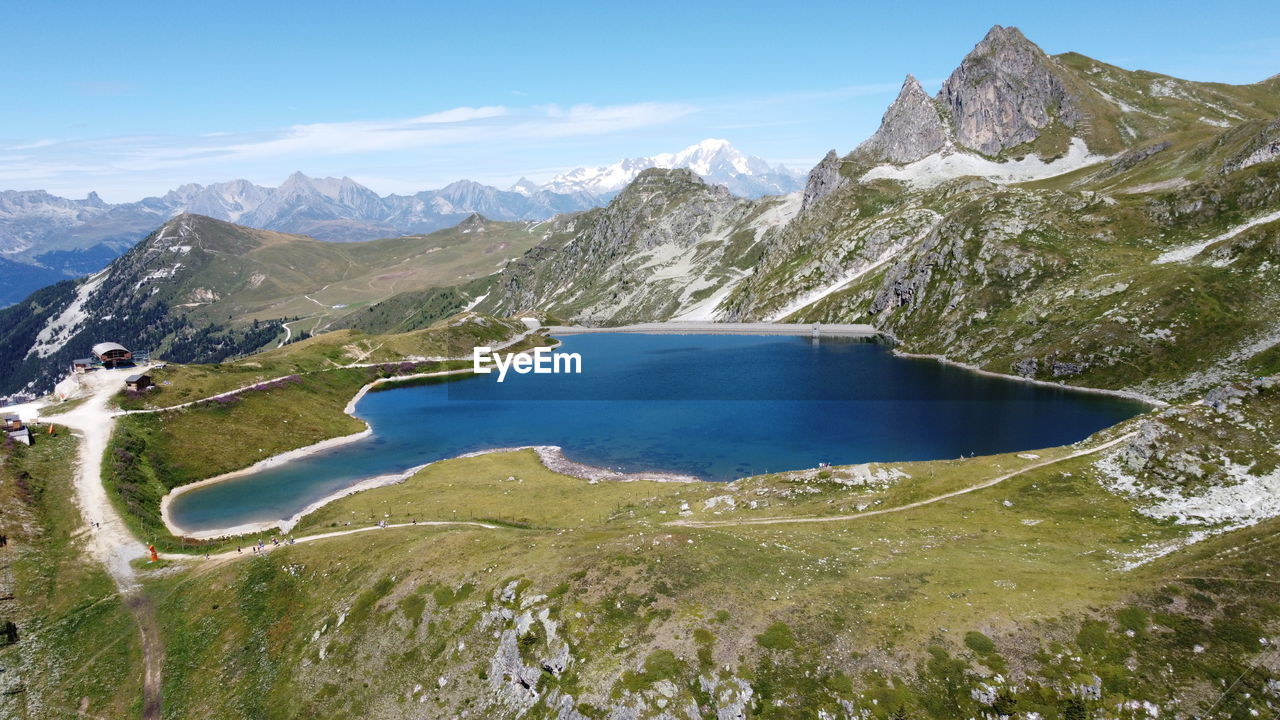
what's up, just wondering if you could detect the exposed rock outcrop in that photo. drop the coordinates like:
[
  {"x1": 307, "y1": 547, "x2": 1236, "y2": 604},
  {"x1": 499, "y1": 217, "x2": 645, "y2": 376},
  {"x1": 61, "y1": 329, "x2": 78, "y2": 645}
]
[
  {"x1": 1223, "y1": 117, "x2": 1280, "y2": 173},
  {"x1": 937, "y1": 25, "x2": 1081, "y2": 156},
  {"x1": 856, "y1": 75, "x2": 950, "y2": 164},
  {"x1": 801, "y1": 150, "x2": 847, "y2": 210}
]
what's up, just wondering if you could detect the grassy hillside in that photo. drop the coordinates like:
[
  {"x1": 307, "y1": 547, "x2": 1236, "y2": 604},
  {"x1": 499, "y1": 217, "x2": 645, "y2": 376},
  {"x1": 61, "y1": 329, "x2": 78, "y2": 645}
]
[
  {"x1": 103, "y1": 315, "x2": 550, "y2": 551},
  {"x1": 0, "y1": 213, "x2": 545, "y2": 397},
  {"x1": 328, "y1": 276, "x2": 494, "y2": 335},
  {"x1": 129, "y1": 381, "x2": 1280, "y2": 717},
  {"x1": 0, "y1": 433, "x2": 142, "y2": 719}
]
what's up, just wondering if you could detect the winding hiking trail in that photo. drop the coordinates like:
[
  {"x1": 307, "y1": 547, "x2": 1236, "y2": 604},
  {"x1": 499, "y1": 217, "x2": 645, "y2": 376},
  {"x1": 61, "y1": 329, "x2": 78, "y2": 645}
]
[
  {"x1": 159, "y1": 520, "x2": 500, "y2": 562},
  {"x1": 668, "y1": 431, "x2": 1138, "y2": 529}
]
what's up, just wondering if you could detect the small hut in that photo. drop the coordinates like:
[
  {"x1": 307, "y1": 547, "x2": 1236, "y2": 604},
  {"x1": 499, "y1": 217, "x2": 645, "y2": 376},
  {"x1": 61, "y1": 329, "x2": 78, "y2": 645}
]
[
  {"x1": 71, "y1": 358, "x2": 97, "y2": 374},
  {"x1": 4, "y1": 414, "x2": 30, "y2": 446},
  {"x1": 92, "y1": 342, "x2": 132, "y2": 368},
  {"x1": 124, "y1": 373, "x2": 153, "y2": 391}
]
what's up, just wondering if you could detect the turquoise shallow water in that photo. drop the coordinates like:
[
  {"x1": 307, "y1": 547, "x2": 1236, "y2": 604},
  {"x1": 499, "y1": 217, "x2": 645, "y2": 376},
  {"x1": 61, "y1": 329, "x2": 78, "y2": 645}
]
[{"x1": 168, "y1": 334, "x2": 1148, "y2": 532}]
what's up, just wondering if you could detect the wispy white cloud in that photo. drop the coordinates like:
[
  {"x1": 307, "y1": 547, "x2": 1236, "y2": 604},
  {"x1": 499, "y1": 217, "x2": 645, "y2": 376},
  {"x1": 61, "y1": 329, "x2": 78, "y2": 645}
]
[
  {"x1": 6, "y1": 139, "x2": 61, "y2": 151},
  {"x1": 405, "y1": 106, "x2": 508, "y2": 124},
  {"x1": 0, "y1": 101, "x2": 700, "y2": 198},
  {"x1": 99, "y1": 102, "x2": 694, "y2": 169}
]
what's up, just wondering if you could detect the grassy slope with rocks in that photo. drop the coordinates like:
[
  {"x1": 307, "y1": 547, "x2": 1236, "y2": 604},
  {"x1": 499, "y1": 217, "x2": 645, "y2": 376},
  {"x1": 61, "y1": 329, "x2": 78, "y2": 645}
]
[
  {"x1": 10, "y1": 26, "x2": 1280, "y2": 719},
  {"x1": 473, "y1": 168, "x2": 801, "y2": 323},
  {"x1": 0, "y1": 432, "x2": 142, "y2": 719},
  {"x1": 132, "y1": 383, "x2": 1280, "y2": 718},
  {"x1": 729, "y1": 160, "x2": 1280, "y2": 402}
]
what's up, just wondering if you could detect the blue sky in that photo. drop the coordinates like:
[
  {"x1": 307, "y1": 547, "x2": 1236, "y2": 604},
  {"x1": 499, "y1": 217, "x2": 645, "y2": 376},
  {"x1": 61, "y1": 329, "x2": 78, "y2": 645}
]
[{"x1": 3, "y1": 0, "x2": 1278, "y2": 201}]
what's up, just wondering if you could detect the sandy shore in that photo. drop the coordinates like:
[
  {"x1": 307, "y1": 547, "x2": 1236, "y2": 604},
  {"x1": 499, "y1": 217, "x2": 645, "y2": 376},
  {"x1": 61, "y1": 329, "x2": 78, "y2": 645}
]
[{"x1": 892, "y1": 350, "x2": 1168, "y2": 408}]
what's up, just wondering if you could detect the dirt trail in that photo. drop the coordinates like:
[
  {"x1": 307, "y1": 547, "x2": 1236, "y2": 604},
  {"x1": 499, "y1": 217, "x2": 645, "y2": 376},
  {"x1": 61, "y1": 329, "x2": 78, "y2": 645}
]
[
  {"x1": 47, "y1": 369, "x2": 149, "y2": 583},
  {"x1": 45, "y1": 368, "x2": 161, "y2": 720},
  {"x1": 158, "y1": 520, "x2": 499, "y2": 562},
  {"x1": 669, "y1": 432, "x2": 1137, "y2": 529}
]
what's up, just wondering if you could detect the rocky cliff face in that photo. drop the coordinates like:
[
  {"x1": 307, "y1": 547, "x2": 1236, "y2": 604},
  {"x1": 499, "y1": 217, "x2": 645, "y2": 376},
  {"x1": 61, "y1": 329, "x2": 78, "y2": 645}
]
[
  {"x1": 937, "y1": 25, "x2": 1081, "y2": 156},
  {"x1": 856, "y1": 75, "x2": 950, "y2": 163},
  {"x1": 800, "y1": 150, "x2": 847, "y2": 210}
]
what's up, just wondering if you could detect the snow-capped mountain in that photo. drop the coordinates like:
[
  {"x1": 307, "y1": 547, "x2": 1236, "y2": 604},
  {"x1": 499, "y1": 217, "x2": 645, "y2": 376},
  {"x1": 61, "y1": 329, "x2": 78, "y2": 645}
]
[
  {"x1": 0, "y1": 140, "x2": 802, "y2": 306},
  {"x1": 537, "y1": 139, "x2": 806, "y2": 199}
]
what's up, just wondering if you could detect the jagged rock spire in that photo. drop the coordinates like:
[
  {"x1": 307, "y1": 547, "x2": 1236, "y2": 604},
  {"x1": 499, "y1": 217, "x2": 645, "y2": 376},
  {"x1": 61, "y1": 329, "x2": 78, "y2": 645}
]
[
  {"x1": 937, "y1": 25, "x2": 1080, "y2": 155},
  {"x1": 801, "y1": 150, "x2": 846, "y2": 210},
  {"x1": 856, "y1": 74, "x2": 950, "y2": 163}
]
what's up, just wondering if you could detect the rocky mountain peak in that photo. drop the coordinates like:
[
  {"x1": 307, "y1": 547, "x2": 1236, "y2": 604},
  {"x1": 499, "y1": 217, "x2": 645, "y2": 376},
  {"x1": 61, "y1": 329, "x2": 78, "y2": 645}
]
[
  {"x1": 623, "y1": 167, "x2": 706, "y2": 193},
  {"x1": 937, "y1": 24, "x2": 1081, "y2": 155},
  {"x1": 801, "y1": 150, "x2": 846, "y2": 211},
  {"x1": 457, "y1": 212, "x2": 489, "y2": 232},
  {"x1": 855, "y1": 74, "x2": 950, "y2": 164}
]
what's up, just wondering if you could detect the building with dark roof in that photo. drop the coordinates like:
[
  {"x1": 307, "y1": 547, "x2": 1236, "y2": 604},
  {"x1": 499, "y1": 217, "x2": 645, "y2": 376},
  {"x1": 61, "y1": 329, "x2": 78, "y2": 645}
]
[
  {"x1": 125, "y1": 373, "x2": 153, "y2": 391},
  {"x1": 91, "y1": 342, "x2": 132, "y2": 368}
]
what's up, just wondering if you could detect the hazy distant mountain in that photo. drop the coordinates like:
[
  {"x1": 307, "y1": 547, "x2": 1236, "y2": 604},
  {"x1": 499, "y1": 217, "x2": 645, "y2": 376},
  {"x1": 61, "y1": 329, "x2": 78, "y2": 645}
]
[
  {"x1": 0, "y1": 140, "x2": 799, "y2": 305},
  {"x1": 539, "y1": 138, "x2": 805, "y2": 198}
]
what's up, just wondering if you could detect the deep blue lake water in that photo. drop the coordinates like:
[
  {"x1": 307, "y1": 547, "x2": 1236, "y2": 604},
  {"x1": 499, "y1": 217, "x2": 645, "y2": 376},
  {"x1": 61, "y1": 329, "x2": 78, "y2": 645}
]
[{"x1": 168, "y1": 334, "x2": 1148, "y2": 532}]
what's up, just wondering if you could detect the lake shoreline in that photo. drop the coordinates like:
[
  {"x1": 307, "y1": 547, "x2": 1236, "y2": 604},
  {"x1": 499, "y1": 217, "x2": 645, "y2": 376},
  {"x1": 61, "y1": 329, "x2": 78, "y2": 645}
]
[
  {"x1": 891, "y1": 350, "x2": 1168, "y2": 408},
  {"x1": 161, "y1": 326, "x2": 1156, "y2": 540},
  {"x1": 159, "y1": 366, "x2": 476, "y2": 539},
  {"x1": 165, "y1": 445, "x2": 700, "y2": 540}
]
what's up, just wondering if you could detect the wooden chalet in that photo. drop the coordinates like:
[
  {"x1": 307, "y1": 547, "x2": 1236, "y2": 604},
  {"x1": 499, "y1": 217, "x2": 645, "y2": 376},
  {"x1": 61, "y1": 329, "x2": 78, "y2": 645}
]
[{"x1": 124, "y1": 373, "x2": 153, "y2": 391}]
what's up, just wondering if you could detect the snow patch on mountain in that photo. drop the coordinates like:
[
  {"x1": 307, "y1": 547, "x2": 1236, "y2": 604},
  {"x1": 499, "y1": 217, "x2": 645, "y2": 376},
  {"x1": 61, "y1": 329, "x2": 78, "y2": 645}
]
[
  {"x1": 860, "y1": 138, "x2": 1107, "y2": 188},
  {"x1": 24, "y1": 269, "x2": 109, "y2": 359},
  {"x1": 1153, "y1": 209, "x2": 1280, "y2": 264}
]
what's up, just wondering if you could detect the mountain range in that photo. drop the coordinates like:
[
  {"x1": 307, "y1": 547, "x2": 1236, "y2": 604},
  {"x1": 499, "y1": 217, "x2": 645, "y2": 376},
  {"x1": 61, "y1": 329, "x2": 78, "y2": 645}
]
[
  {"x1": 0, "y1": 141, "x2": 803, "y2": 307},
  {"x1": 470, "y1": 25, "x2": 1280, "y2": 403},
  {"x1": 6, "y1": 23, "x2": 1280, "y2": 717},
  {"x1": 4, "y1": 24, "x2": 1280, "y2": 406}
]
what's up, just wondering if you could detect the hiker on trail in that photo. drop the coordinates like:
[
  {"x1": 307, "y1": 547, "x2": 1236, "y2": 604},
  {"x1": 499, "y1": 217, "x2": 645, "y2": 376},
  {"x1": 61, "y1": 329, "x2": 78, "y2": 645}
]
[{"x1": 237, "y1": 547, "x2": 242, "y2": 554}]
